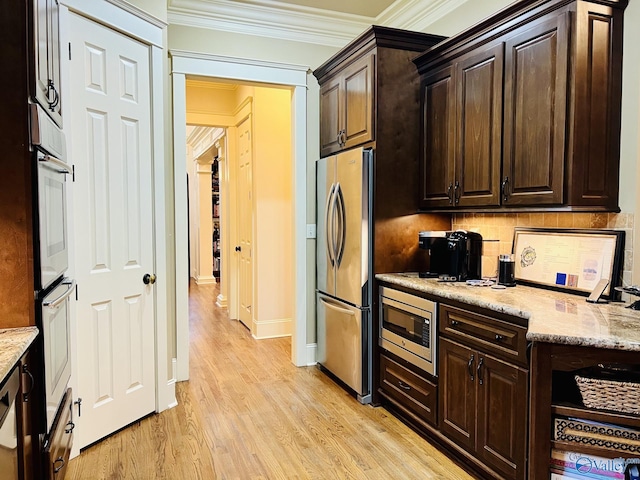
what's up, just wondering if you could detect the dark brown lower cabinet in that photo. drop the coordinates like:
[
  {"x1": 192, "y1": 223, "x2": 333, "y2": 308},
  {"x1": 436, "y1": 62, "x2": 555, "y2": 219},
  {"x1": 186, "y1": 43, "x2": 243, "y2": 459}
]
[
  {"x1": 44, "y1": 389, "x2": 73, "y2": 480},
  {"x1": 379, "y1": 353, "x2": 438, "y2": 427},
  {"x1": 440, "y1": 337, "x2": 528, "y2": 480},
  {"x1": 18, "y1": 349, "x2": 38, "y2": 480}
]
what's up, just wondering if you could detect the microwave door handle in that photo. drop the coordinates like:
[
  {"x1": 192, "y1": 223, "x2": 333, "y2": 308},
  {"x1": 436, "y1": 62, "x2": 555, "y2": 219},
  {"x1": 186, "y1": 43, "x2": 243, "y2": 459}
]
[
  {"x1": 39, "y1": 154, "x2": 71, "y2": 175},
  {"x1": 324, "y1": 184, "x2": 336, "y2": 267},
  {"x1": 319, "y1": 296, "x2": 355, "y2": 317},
  {"x1": 334, "y1": 183, "x2": 346, "y2": 267},
  {"x1": 43, "y1": 279, "x2": 76, "y2": 309}
]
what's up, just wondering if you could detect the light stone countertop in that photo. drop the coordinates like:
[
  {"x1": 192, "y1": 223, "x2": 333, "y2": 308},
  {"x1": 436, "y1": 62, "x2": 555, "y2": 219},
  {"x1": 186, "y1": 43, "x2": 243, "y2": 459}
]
[
  {"x1": 0, "y1": 327, "x2": 38, "y2": 384},
  {"x1": 376, "y1": 273, "x2": 640, "y2": 351}
]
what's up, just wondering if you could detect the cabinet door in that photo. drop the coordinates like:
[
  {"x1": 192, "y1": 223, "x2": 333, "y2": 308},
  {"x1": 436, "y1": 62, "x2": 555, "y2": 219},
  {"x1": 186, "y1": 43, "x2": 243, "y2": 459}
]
[
  {"x1": 502, "y1": 14, "x2": 570, "y2": 206},
  {"x1": 47, "y1": 0, "x2": 62, "y2": 125},
  {"x1": 319, "y1": 76, "x2": 342, "y2": 158},
  {"x1": 455, "y1": 44, "x2": 503, "y2": 207},
  {"x1": 44, "y1": 389, "x2": 73, "y2": 480},
  {"x1": 33, "y1": 0, "x2": 49, "y2": 109},
  {"x1": 18, "y1": 350, "x2": 38, "y2": 480},
  {"x1": 342, "y1": 53, "x2": 374, "y2": 151},
  {"x1": 476, "y1": 353, "x2": 528, "y2": 480},
  {"x1": 439, "y1": 337, "x2": 476, "y2": 451},
  {"x1": 419, "y1": 65, "x2": 456, "y2": 209}
]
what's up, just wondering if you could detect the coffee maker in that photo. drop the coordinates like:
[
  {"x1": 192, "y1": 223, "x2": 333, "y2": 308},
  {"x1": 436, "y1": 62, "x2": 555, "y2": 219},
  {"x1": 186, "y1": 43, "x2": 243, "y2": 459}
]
[{"x1": 418, "y1": 230, "x2": 483, "y2": 281}]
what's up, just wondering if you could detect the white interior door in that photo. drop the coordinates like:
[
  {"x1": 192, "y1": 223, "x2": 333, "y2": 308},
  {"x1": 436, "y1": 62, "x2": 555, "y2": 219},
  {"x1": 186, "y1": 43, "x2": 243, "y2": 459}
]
[
  {"x1": 69, "y1": 12, "x2": 156, "y2": 448},
  {"x1": 237, "y1": 116, "x2": 253, "y2": 329}
]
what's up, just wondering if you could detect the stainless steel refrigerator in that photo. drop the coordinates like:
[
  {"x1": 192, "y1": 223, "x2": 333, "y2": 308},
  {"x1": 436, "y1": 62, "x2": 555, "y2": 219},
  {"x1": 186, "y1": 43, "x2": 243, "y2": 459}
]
[{"x1": 316, "y1": 146, "x2": 373, "y2": 404}]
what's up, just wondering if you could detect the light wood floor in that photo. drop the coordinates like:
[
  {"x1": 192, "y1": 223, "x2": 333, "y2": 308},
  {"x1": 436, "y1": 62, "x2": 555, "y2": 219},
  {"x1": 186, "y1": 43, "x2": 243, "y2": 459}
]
[{"x1": 67, "y1": 281, "x2": 474, "y2": 479}]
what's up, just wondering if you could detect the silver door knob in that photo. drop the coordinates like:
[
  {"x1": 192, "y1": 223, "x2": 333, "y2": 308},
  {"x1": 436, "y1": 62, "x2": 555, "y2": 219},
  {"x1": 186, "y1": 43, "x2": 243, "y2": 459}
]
[{"x1": 143, "y1": 273, "x2": 156, "y2": 285}]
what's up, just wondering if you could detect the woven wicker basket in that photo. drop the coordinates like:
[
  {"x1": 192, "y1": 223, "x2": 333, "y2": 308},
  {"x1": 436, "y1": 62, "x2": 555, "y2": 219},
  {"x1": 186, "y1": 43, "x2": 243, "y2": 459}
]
[{"x1": 575, "y1": 374, "x2": 640, "y2": 415}]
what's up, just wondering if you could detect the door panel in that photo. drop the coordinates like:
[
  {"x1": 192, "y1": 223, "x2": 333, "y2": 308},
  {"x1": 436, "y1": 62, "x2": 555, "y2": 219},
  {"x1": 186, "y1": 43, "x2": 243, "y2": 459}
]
[
  {"x1": 420, "y1": 65, "x2": 456, "y2": 208},
  {"x1": 316, "y1": 155, "x2": 336, "y2": 296},
  {"x1": 456, "y1": 44, "x2": 503, "y2": 207},
  {"x1": 237, "y1": 116, "x2": 253, "y2": 328},
  {"x1": 334, "y1": 148, "x2": 369, "y2": 308},
  {"x1": 319, "y1": 79, "x2": 341, "y2": 158},
  {"x1": 317, "y1": 293, "x2": 364, "y2": 395},
  {"x1": 476, "y1": 354, "x2": 528, "y2": 480},
  {"x1": 439, "y1": 337, "x2": 476, "y2": 451},
  {"x1": 70, "y1": 13, "x2": 155, "y2": 448},
  {"x1": 343, "y1": 54, "x2": 374, "y2": 150},
  {"x1": 503, "y1": 14, "x2": 569, "y2": 205}
]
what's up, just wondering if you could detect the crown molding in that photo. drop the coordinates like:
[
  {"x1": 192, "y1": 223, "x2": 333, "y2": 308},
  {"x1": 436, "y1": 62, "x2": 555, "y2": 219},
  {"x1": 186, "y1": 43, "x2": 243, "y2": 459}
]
[
  {"x1": 106, "y1": 0, "x2": 168, "y2": 28},
  {"x1": 168, "y1": 0, "x2": 369, "y2": 47},
  {"x1": 379, "y1": 0, "x2": 469, "y2": 31},
  {"x1": 167, "y1": 0, "x2": 467, "y2": 47}
]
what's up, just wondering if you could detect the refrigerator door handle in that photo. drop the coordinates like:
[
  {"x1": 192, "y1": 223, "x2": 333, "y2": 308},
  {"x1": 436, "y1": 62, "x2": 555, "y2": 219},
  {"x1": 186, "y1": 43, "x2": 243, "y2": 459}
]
[
  {"x1": 324, "y1": 183, "x2": 336, "y2": 266},
  {"x1": 319, "y1": 296, "x2": 355, "y2": 317},
  {"x1": 334, "y1": 183, "x2": 346, "y2": 267}
]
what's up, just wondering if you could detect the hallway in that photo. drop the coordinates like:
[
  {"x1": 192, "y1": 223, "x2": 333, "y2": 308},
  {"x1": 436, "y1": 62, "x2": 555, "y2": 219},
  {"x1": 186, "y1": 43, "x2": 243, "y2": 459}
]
[{"x1": 67, "y1": 282, "x2": 473, "y2": 479}]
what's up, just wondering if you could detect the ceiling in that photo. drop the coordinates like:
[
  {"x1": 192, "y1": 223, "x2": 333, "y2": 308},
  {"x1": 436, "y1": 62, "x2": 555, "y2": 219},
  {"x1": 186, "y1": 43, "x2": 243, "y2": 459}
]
[{"x1": 167, "y1": 0, "x2": 467, "y2": 47}]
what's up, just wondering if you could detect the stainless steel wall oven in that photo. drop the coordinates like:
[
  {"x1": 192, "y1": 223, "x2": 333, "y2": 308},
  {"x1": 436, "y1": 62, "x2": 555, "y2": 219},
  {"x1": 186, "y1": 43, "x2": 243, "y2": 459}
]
[
  {"x1": 379, "y1": 286, "x2": 437, "y2": 376},
  {"x1": 31, "y1": 103, "x2": 73, "y2": 436}
]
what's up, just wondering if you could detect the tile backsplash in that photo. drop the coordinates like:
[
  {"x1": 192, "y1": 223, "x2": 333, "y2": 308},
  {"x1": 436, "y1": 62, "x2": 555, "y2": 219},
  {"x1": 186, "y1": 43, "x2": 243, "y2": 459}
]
[{"x1": 452, "y1": 213, "x2": 634, "y2": 286}]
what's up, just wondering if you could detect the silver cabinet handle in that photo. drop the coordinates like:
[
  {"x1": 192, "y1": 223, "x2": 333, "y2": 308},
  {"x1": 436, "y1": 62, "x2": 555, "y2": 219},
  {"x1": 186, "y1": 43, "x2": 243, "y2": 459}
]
[
  {"x1": 398, "y1": 381, "x2": 411, "y2": 391},
  {"x1": 477, "y1": 357, "x2": 484, "y2": 385},
  {"x1": 501, "y1": 176, "x2": 510, "y2": 202},
  {"x1": 22, "y1": 364, "x2": 34, "y2": 402},
  {"x1": 43, "y1": 279, "x2": 76, "y2": 309},
  {"x1": 53, "y1": 457, "x2": 65, "y2": 474}
]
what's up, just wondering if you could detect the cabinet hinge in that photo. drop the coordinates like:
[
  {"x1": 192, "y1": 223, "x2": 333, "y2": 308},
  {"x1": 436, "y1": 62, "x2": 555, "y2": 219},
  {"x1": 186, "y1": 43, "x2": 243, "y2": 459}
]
[
  {"x1": 69, "y1": 42, "x2": 71, "y2": 61},
  {"x1": 72, "y1": 165, "x2": 75, "y2": 182},
  {"x1": 75, "y1": 284, "x2": 78, "y2": 301}
]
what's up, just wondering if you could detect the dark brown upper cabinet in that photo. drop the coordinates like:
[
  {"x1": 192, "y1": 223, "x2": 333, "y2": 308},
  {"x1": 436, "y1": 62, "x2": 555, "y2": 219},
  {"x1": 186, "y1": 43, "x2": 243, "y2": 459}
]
[
  {"x1": 319, "y1": 53, "x2": 375, "y2": 157},
  {"x1": 414, "y1": 0, "x2": 628, "y2": 212},
  {"x1": 31, "y1": 0, "x2": 62, "y2": 127},
  {"x1": 314, "y1": 26, "x2": 445, "y2": 160},
  {"x1": 420, "y1": 43, "x2": 503, "y2": 208}
]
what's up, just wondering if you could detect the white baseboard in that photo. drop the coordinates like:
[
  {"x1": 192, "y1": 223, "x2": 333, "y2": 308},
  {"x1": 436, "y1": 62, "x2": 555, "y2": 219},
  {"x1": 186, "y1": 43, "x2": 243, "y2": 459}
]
[
  {"x1": 195, "y1": 275, "x2": 216, "y2": 285},
  {"x1": 305, "y1": 343, "x2": 317, "y2": 366},
  {"x1": 216, "y1": 293, "x2": 228, "y2": 308},
  {"x1": 252, "y1": 317, "x2": 292, "y2": 339}
]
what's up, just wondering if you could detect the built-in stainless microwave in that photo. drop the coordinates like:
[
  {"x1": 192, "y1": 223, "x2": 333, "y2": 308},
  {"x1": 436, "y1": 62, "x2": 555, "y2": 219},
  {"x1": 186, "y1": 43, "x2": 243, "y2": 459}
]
[{"x1": 379, "y1": 286, "x2": 437, "y2": 376}]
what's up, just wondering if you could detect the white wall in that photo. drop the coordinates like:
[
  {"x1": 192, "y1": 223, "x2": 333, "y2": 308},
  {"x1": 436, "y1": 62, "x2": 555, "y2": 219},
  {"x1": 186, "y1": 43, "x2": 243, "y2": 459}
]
[{"x1": 253, "y1": 86, "x2": 294, "y2": 335}]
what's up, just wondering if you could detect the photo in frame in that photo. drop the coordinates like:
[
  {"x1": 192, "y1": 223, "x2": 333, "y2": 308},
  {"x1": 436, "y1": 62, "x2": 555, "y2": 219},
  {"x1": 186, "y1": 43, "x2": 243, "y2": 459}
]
[{"x1": 511, "y1": 228, "x2": 625, "y2": 299}]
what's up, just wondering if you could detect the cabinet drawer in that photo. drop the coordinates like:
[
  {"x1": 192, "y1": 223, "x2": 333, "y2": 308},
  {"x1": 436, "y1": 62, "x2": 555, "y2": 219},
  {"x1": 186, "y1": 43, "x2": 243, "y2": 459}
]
[
  {"x1": 44, "y1": 388, "x2": 73, "y2": 480},
  {"x1": 380, "y1": 354, "x2": 437, "y2": 426},
  {"x1": 440, "y1": 304, "x2": 527, "y2": 366}
]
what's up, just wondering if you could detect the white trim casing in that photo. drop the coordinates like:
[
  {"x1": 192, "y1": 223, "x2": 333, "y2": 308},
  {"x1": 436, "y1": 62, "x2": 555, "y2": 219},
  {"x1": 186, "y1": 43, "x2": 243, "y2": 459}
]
[
  {"x1": 171, "y1": 50, "x2": 310, "y2": 368},
  {"x1": 61, "y1": 0, "x2": 163, "y2": 47},
  {"x1": 172, "y1": 72, "x2": 191, "y2": 382}
]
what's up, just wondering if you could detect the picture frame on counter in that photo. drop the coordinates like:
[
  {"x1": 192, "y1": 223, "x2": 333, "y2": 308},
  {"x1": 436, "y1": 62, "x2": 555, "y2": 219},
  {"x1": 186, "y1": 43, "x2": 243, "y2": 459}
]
[{"x1": 511, "y1": 227, "x2": 625, "y2": 300}]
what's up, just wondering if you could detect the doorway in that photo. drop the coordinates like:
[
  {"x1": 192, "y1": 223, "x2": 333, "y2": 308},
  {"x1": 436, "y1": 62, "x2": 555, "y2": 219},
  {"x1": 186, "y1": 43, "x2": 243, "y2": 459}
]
[
  {"x1": 172, "y1": 52, "x2": 310, "y2": 380},
  {"x1": 184, "y1": 79, "x2": 295, "y2": 345}
]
